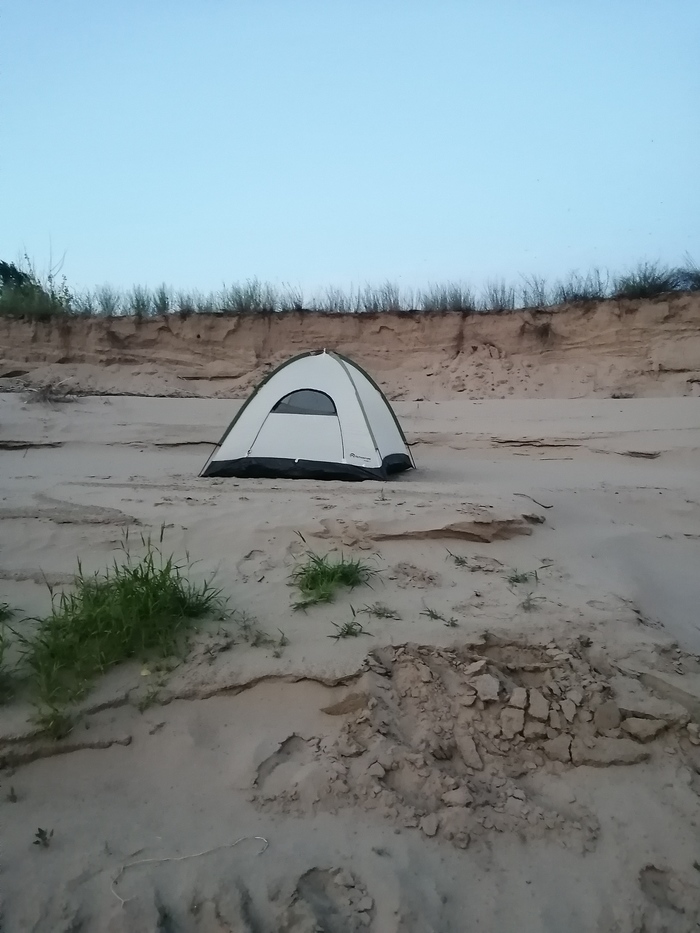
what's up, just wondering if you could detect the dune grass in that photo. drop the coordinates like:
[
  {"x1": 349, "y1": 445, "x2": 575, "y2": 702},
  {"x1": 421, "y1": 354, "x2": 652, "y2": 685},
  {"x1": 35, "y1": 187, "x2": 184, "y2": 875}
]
[
  {"x1": 290, "y1": 551, "x2": 378, "y2": 610},
  {"x1": 2, "y1": 255, "x2": 699, "y2": 321},
  {"x1": 16, "y1": 532, "x2": 223, "y2": 709},
  {"x1": 613, "y1": 262, "x2": 682, "y2": 300}
]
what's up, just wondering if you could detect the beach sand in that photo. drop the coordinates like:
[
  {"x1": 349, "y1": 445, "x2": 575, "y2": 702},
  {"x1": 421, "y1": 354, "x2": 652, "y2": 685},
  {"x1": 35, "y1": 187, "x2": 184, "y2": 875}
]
[{"x1": 2, "y1": 384, "x2": 700, "y2": 931}]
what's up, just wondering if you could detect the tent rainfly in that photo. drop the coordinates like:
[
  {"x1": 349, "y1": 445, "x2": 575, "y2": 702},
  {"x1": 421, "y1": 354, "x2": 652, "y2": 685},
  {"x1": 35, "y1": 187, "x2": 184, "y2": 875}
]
[{"x1": 200, "y1": 350, "x2": 415, "y2": 481}]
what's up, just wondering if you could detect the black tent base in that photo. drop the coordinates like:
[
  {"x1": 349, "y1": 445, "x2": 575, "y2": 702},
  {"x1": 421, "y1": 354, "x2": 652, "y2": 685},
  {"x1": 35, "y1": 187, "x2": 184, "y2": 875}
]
[{"x1": 201, "y1": 454, "x2": 413, "y2": 482}]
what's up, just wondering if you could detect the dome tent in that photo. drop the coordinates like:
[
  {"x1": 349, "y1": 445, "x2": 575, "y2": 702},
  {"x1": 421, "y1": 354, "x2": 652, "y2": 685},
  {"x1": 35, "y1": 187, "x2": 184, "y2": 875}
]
[{"x1": 200, "y1": 350, "x2": 415, "y2": 481}]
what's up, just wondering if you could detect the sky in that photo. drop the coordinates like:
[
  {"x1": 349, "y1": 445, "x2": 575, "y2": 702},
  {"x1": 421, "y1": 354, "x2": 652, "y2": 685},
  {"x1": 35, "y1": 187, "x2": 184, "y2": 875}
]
[{"x1": 2, "y1": 1, "x2": 699, "y2": 295}]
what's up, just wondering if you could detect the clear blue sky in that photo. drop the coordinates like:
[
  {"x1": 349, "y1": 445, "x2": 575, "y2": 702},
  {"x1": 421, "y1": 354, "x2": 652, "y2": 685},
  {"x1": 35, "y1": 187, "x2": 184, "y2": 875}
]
[{"x1": 2, "y1": 1, "x2": 698, "y2": 294}]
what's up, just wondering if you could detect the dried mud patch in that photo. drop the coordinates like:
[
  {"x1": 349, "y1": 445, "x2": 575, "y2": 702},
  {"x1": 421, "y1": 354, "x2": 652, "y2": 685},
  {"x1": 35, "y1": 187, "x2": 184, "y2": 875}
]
[{"x1": 253, "y1": 638, "x2": 696, "y2": 852}]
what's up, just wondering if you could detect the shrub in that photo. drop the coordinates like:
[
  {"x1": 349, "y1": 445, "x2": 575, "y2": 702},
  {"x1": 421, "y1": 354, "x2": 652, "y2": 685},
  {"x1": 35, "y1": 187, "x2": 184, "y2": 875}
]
[{"x1": 0, "y1": 259, "x2": 72, "y2": 319}]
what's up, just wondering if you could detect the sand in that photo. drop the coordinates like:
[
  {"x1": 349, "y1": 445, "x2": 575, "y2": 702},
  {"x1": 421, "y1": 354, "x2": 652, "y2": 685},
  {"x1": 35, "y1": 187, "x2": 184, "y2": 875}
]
[{"x1": 2, "y1": 301, "x2": 700, "y2": 931}]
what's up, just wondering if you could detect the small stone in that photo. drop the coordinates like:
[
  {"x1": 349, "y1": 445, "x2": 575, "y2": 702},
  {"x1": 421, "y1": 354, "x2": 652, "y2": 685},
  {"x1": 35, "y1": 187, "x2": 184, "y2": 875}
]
[
  {"x1": 560, "y1": 699, "x2": 577, "y2": 723},
  {"x1": 335, "y1": 870, "x2": 355, "y2": 887},
  {"x1": 442, "y1": 786, "x2": 473, "y2": 807},
  {"x1": 621, "y1": 718, "x2": 666, "y2": 742},
  {"x1": 357, "y1": 896, "x2": 374, "y2": 912},
  {"x1": 528, "y1": 688, "x2": 549, "y2": 721},
  {"x1": 455, "y1": 730, "x2": 484, "y2": 770},
  {"x1": 367, "y1": 762, "x2": 386, "y2": 779},
  {"x1": 500, "y1": 707, "x2": 525, "y2": 739},
  {"x1": 464, "y1": 659, "x2": 488, "y2": 676},
  {"x1": 473, "y1": 673, "x2": 500, "y2": 702},
  {"x1": 420, "y1": 814, "x2": 439, "y2": 837},
  {"x1": 579, "y1": 709, "x2": 593, "y2": 722},
  {"x1": 543, "y1": 734, "x2": 572, "y2": 763},
  {"x1": 567, "y1": 689, "x2": 584, "y2": 707},
  {"x1": 549, "y1": 711, "x2": 563, "y2": 731},
  {"x1": 461, "y1": 693, "x2": 477, "y2": 707},
  {"x1": 594, "y1": 700, "x2": 621, "y2": 734},
  {"x1": 523, "y1": 720, "x2": 547, "y2": 739},
  {"x1": 687, "y1": 722, "x2": 699, "y2": 738},
  {"x1": 419, "y1": 668, "x2": 433, "y2": 683},
  {"x1": 509, "y1": 687, "x2": 528, "y2": 709}
]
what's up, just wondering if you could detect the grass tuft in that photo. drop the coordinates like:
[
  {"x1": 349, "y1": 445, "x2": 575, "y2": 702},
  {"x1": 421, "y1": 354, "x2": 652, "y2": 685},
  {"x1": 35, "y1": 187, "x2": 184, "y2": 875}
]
[
  {"x1": 480, "y1": 280, "x2": 516, "y2": 312},
  {"x1": 678, "y1": 256, "x2": 700, "y2": 292},
  {"x1": 419, "y1": 284, "x2": 476, "y2": 314},
  {"x1": 507, "y1": 569, "x2": 539, "y2": 585},
  {"x1": 360, "y1": 602, "x2": 401, "y2": 620},
  {"x1": 554, "y1": 269, "x2": 609, "y2": 303},
  {"x1": 519, "y1": 593, "x2": 546, "y2": 612},
  {"x1": 328, "y1": 618, "x2": 373, "y2": 640},
  {"x1": 290, "y1": 551, "x2": 377, "y2": 610},
  {"x1": 613, "y1": 262, "x2": 681, "y2": 300},
  {"x1": 420, "y1": 605, "x2": 459, "y2": 627},
  {"x1": 446, "y1": 549, "x2": 470, "y2": 568},
  {"x1": 17, "y1": 531, "x2": 223, "y2": 707}
]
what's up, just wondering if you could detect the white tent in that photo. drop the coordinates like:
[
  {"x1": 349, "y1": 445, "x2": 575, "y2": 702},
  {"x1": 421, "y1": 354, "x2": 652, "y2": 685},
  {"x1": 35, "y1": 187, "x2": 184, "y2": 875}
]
[{"x1": 200, "y1": 350, "x2": 415, "y2": 481}]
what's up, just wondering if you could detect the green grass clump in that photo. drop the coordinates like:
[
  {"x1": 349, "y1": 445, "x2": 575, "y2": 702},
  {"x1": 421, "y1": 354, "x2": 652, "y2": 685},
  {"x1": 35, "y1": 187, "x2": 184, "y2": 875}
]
[
  {"x1": 291, "y1": 551, "x2": 377, "y2": 610},
  {"x1": 613, "y1": 262, "x2": 682, "y2": 300},
  {"x1": 19, "y1": 534, "x2": 222, "y2": 707}
]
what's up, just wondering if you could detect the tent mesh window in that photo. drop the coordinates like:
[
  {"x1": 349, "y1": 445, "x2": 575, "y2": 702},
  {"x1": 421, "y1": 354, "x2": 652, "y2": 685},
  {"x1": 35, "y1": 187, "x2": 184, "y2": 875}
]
[{"x1": 271, "y1": 389, "x2": 337, "y2": 416}]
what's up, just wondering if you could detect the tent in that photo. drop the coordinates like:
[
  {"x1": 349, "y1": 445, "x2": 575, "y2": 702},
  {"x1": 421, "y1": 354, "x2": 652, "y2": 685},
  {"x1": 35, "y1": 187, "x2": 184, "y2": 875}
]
[{"x1": 200, "y1": 350, "x2": 415, "y2": 481}]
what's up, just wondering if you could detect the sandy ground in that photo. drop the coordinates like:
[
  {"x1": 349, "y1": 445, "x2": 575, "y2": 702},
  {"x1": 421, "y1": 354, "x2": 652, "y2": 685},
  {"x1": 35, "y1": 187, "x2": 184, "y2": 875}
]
[{"x1": 2, "y1": 392, "x2": 700, "y2": 932}]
